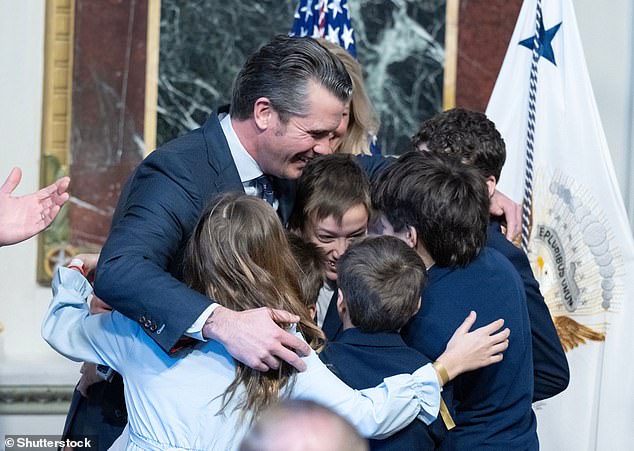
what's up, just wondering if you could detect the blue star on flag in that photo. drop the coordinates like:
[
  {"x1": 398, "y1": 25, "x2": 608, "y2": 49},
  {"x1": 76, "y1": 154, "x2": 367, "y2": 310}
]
[{"x1": 519, "y1": 14, "x2": 562, "y2": 66}]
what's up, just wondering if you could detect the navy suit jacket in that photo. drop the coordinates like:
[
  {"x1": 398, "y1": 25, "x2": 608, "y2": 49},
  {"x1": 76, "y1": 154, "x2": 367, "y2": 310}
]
[
  {"x1": 487, "y1": 220, "x2": 569, "y2": 401},
  {"x1": 94, "y1": 108, "x2": 296, "y2": 352},
  {"x1": 94, "y1": 108, "x2": 388, "y2": 353},
  {"x1": 402, "y1": 248, "x2": 538, "y2": 451},
  {"x1": 320, "y1": 329, "x2": 448, "y2": 451}
]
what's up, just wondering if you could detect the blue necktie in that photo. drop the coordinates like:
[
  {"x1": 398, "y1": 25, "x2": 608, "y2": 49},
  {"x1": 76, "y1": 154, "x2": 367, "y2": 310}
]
[{"x1": 253, "y1": 175, "x2": 275, "y2": 206}]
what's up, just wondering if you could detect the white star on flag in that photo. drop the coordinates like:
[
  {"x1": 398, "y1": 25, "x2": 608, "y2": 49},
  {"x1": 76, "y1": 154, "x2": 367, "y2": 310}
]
[
  {"x1": 341, "y1": 24, "x2": 354, "y2": 50},
  {"x1": 300, "y1": 0, "x2": 314, "y2": 20},
  {"x1": 329, "y1": 0, "x2": 343, "y2": 20},
  {"x1": 326, "y1": 24, "x2": 340, "y2": 43}
]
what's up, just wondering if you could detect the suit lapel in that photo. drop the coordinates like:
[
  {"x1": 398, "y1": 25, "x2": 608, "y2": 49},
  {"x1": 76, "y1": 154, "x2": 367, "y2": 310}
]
[{"x1": 202, "y1": 107, "x2": 244, "y2": 194}]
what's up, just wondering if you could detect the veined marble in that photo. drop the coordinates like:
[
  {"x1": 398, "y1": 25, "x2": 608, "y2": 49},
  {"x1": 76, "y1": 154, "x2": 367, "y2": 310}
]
[{"x1": 157, "y1": 0, "x2": 445, "y2": 155}]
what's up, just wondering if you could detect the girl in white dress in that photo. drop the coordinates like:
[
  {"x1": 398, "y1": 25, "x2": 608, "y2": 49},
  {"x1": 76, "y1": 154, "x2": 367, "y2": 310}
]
[{"x1": 43, "y1": 193, "x2": 508, "y2": 451}]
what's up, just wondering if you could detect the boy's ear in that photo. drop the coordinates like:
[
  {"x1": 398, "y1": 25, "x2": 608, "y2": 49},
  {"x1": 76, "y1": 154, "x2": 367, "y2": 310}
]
[
  {"x1": 486, "y1": 175, "x2": 497, "y2": 198},
  {"x1": 253, "y1": 97, "x2": 273, "y2": 130},
  {"x1": 336, "y1": 288, "x2": 347, "y2": 316},
  {"x1": 405, "y1": 226, "x2": 418, "y2": 248}
]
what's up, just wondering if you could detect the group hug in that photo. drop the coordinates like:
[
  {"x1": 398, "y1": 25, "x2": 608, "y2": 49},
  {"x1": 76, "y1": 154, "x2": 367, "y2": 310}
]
[{"x1": 40, "y1": 35, "x2": 570, "y2": 451}]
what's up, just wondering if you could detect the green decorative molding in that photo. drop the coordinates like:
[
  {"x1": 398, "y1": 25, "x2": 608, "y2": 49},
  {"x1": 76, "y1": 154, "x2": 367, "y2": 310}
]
[{"x1": 0, "y1": 385, "x2": 74, "y2": 415}]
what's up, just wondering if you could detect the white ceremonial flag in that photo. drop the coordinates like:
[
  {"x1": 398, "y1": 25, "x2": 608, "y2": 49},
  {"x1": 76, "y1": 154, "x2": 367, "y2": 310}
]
[{"x1": 486, "y1": 0, "x2": 634, "y2": 450}]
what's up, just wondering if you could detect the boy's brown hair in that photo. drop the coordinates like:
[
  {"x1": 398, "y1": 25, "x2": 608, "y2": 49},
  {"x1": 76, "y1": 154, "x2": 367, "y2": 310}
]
[
  {"x1": 288, "y1": 154, "x2": 371, "y2": 232},
  {"x1": 337, "y1": 236, "x2": 426, "y2": 332}
]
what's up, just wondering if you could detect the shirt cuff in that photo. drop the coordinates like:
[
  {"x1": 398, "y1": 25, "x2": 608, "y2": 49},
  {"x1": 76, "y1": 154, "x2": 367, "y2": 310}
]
[
  {"x1": 185, "y1": 303, "x2": 219, "y2": 341},
  {"x1": 55, "y1": 266, "x2": 94, "y2": 299},
  {"x1": 412, "y1": 363, "x2": 441, "y2": 425}
]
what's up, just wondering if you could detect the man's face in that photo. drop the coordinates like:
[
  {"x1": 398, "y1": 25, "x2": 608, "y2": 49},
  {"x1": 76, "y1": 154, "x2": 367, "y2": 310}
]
[
  {"x1": 257, "y1": 83, "x2": 345, "y2": 179},
  {"x1": 302, "y1": 204, "x2": 368, "y2": 282}
]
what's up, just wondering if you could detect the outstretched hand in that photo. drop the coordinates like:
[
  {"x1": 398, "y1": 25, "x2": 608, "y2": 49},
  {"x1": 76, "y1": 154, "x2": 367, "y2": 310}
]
[
  {"x1": 0, "y1": 167, "x2": 70, "y2": 246},
  {"x1": 489, "y1": 189, "x2": 521, "y2": 241},
  {"x1": 436, "y1": 311, "x2": 510, "y2": 381},
  {"x1": 202, "y1": 305, "x2": 312, "y2": 372}
]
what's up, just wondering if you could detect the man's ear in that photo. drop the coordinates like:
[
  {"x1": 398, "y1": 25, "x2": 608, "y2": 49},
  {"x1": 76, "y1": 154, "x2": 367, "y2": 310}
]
[
  {"x1": 336, "y1": 289, "x2": 346, "y2": 316},
  {"x1": 486, "y1": 175, "x2": 497, "y2": 198},
  {"x1": 253, "y1": 97, "x2": 273, "y2": 130}
]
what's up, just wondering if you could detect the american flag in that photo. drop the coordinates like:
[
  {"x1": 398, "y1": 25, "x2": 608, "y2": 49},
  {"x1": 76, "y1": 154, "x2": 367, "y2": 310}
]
[{"x1": 290, "y1": 0, "x2": 357, "y2": 58}]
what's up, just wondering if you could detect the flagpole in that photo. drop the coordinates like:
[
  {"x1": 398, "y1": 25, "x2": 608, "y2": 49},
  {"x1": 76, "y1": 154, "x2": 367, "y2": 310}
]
[
  {"x1": 521, "y1": 0, "x2": 543, "y2": 251},
  {"x1": 443, "y1": 0, "x2": 459, "y2": 110}
]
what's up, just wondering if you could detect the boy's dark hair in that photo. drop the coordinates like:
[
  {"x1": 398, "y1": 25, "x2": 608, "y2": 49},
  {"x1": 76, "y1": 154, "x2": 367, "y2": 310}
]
[
  {"x1": 372, "y1": 151, "x2": 489, "y2": 267},
  {"x1": 288, "y1": 154, "x2": 371, "y2": 231},
  {"x1": 412, "y1": 108, "x2": 506, "y2": 182},
  {"x1": 287, "y1": 232, "x2": 325, "y2": 309},
  {"x1": 337, "y1": 236, "x2": 426, "y2": 332}
]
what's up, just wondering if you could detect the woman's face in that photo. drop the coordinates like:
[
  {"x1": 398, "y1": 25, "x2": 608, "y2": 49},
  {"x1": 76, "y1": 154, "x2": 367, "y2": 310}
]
[{"x1": 329, "y1": 102, "x2": 351, "y2": 152}]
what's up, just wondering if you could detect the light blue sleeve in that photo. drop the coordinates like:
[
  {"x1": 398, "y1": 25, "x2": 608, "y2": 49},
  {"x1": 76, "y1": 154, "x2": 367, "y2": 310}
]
[
  {"x1": 292, "y1": 347, "x2": 440, "y2": 440},
  {"x1": 41, "y1": 267, "x2": 140, "y2": 372}
]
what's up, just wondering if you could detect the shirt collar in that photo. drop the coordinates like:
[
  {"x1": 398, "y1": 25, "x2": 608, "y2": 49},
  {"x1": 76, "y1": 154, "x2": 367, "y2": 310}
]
[
  {"x1": 336, "y1": 328, "x2": 409, "y2": 348},
  {"x1": 220, "y1": 114, "x2": 262, "y2": 183}
]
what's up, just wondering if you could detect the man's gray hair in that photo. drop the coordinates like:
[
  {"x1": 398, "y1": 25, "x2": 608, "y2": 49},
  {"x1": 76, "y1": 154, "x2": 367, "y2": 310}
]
[{"x1": 231, "y1": 35, "x2": 353, "y2": 122}]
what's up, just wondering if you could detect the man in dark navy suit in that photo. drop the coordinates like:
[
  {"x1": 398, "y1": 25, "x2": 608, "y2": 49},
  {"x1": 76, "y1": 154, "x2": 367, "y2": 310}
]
[
  {"x1": 95, "y1": 35, "x2": 350, "y2": 366},
  {"x1": 373, "y1": 151, "x2": 538, "y2": 450},
  {"x1": 412, "y1": 108, "x2": 569, "y2": 402},
  {"x1": 63, "y1": 36, "x2": 352, "y2": 449}
]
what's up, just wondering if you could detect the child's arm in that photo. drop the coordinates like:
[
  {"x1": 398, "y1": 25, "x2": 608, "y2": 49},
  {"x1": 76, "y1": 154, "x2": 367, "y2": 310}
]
[
  {"x1": 293, "y1": 312, "x2": 509, "y2": 439},
  {"x1": 41, "y1": 266, "x2": 133, "y2": 371},
  {"x1": 294, "y1": 348, "x2": 441, "y2": 440}
]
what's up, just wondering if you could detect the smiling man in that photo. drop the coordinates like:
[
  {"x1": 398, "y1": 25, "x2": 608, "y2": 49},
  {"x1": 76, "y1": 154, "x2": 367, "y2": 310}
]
[
  {"x1": 73, "y1": 38, "x2": 351, "y2": 446},
  {"x1": 95, "y1": 35, "x2": 352, "y2": 368},
  {"x1": 62, "y1": 37, "x2": 353, "y2": 448}
]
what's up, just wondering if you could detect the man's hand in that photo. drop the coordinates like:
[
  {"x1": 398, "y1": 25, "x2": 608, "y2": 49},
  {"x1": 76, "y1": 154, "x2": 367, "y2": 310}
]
[
  {"x1": 489, "y1": 189, "x2": 521, "y2": 241},
  {"x1": 202, "y1": 306, "x2": 312, "y2": 372},
  {"x1": 76, "y1": 363, "x2": 103, "y2": 397},
  {"x1": 436, "y1": 311, "x2": 510, "y2": 381},
  {"x1": 90, "y1": 294, "x2": 112, "y2": 315},
  {"x1": 0, "y1": 167, "x2": 70, "y2": 246},
  {"x1": 74, "y1": 253, "x2": 100, "y2": 273},
  {"x1": 69, "y1": 254, "x2": 112, "y2": 313}
]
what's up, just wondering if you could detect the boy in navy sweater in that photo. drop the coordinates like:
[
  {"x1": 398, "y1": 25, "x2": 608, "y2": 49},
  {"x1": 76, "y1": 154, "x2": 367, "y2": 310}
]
[
  {"x1": 412, "y1": 108, "x2": 569, "y2": 401},
  {"x1": 372, "y1": 151, "x2": 538, "y2": 450},
  {"x1": 320, "y1": 236, "x2": 452, "y2": 451}
]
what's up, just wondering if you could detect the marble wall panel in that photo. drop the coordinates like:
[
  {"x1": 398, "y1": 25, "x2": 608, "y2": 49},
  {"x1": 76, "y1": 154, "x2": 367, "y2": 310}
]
[
  {"x1": 157, "y1": 0, "x2": 446, "y2": 155},
  {"x1": 455, "y1": 0, "x2": 522, "y2": 111},
  {"x1": 69, "y1": 0, "x2": 148, "y2": 248}
]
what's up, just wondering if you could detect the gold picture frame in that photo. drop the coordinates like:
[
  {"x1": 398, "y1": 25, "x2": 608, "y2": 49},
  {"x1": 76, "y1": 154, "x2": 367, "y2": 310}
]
[{"x1": 37, "y1": 0, "x2": 160, "y2": 284}]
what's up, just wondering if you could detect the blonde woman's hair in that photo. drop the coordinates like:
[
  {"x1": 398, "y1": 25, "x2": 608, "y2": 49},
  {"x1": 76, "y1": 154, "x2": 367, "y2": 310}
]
[
  {"x1": 184, "y1": 192, "x2": 324, "y2": 420},
  {"x1": 318, "y1": 39, "x2": 380, "y2": 155}
]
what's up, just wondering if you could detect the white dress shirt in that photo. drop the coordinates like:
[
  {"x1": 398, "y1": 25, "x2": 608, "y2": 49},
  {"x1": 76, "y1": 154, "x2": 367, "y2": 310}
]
[
  {"x1": 187, "y1": 113, "x2": 274, "y2": 339},
  {"x1": 44, "y1": 268, "x2": 441, "y2": 451},
  {"x1": 316, "y1": 284, "x2": 335, "y2": 328}
]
